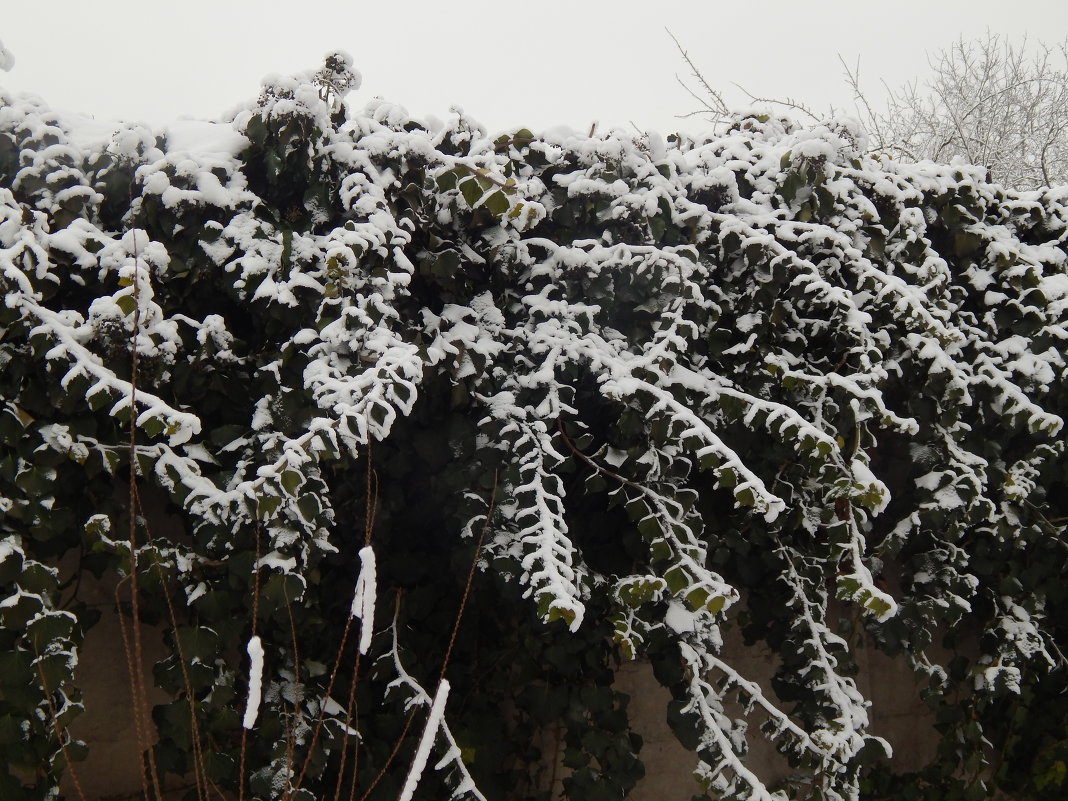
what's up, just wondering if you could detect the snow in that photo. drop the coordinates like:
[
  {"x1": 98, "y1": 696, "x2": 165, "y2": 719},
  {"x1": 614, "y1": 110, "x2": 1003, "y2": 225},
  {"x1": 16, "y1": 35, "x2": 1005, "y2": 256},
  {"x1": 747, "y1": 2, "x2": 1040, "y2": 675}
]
[
  {"x1": 106, "y1": 123, "x2": 159, "y2": 162},
  {"x1": 163, "y1": 119, "x2": 249, "y2": 158},
  {"x1": 397, "y1": 679, "x2": 450, "y2": 801},
  {"x1": 665, "y1": 600, "x2": 699, "y2": 634},
  {"x1": 256, "y1": 551, "x2": 297, "y2": 573},
  {"x1": 242, "y1": 635, "x2": 265, "y2": 729},
  {"x1": 0, "y1": 536, "x2": 19, "y2": 565},
  {"x1": 349, "y1": 545, "x2": 377, "y2": 654},
  {"x1": 0, "y1": 39, "x2": 14, "y2": 72},
  {"x1": 321, "y1": 695, "x2": 359, "y2": 736}
]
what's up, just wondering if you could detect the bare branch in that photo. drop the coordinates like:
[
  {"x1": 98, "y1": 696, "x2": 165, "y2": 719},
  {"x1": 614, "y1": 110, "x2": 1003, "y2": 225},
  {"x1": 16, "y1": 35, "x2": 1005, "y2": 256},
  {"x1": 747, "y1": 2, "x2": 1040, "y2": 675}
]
[
  {"x1": 730, "y1": 82, "x2": 822, "y2": 122},
  {"x1": 666, "y1": 27, "x2": 729, "y2": 119}
]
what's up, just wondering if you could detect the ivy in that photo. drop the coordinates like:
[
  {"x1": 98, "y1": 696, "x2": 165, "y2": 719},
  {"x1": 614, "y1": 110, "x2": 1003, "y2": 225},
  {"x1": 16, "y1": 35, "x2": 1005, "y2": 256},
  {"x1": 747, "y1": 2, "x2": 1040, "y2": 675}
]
[{"x1": 1, "y1": 53, "x2": 1067, "y2": 801}]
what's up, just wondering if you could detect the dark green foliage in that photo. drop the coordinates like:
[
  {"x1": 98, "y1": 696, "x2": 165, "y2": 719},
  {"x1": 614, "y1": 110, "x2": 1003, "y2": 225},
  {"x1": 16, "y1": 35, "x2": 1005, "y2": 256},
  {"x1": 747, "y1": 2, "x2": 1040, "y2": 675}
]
[{"x1": 1, "y1": 60, "x2": 1067, "y2": 801}]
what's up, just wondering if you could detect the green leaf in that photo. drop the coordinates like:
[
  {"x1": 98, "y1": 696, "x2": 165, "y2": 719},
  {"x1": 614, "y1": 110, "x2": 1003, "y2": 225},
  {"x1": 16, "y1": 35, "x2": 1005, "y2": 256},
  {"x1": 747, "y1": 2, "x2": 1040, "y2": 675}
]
[
  {"x1": 0, "y1": 593, "x2": 45, "y2": 630},
  {"x1": 26, "y1": 612, "x2": 76, "y2": 654},
  {"x1": 256, "y1": 494, "x2": 282, "y2": 520},
  {"x1": 780, "y1": 171, "x2": 804, "y2": 203},
  {"x1": 257, "y1": 571, "x2": 306, "y2": 619},
  {"x1": 483, "y1": 190, "x2": 510, "y2": 218},
  {"x1": 115, "y1": 294, "x2": 137, "y2": 316},
  {"x1": 1035, "y1": 760, "x2": 1067, "y2": 791},
  {"x1": 954, "y1": 230, "x2": 984, "y2": 256},
  {"x1": 664, "y1": 566, "x2": 688, "y2": 595},
  {"x1": 636, "y1": 515, "x2": 660, "y2": 538},
  {"x1": 0, "y1": 546, "x2": 23, "y2": 585},
  {"x1": 863, "y1": 594, "x2": 893, "y2": 618},
  {"x1": 280, "y1": 470, "x2": 303, "y2": 496},
  {"x1": 734, "y1": 487, "x2": 756, "y2": 507},
  {"x1": 0, "y1": 406, "x2": 27, "y2": 446},
  {"x1": 436, "y1": 169, "x2": 459, "y2": 192},
  {"x1": 546, "y1": 604, "x2": 576, "y2": 628},
  {"x1": 141, "y1": 415, "x2": 164, "y2": 439},
  {"x1": 617, "y1": 577, "x2": 664, "y2": 608},
  {"x1": 459, "y1": 177, "x2": 483, "y2": 207},
  {"x1": 296, "y1": 494, "x2": 320, "y2": 522},
  {"x1": 715, "y1": 466, "x2": 737, "y2": 487},
  {"x1": 245, "y1": 114, "x2": 268, "y2": 145},
  {"x1": 35, "y1": 651, "x2": 75, "y2": 692},
  {"x1": 174, "y1": 626, "x2": 221, "y2": 663}
]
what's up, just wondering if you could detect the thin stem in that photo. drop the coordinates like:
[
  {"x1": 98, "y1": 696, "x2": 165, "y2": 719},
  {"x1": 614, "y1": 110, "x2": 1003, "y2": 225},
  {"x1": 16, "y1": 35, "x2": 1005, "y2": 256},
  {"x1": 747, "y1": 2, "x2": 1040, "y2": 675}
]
[
  {"x1": 124, "y1": 232, "x2": 164, "y2": 801},
  {"x1": 132, "y1": 485, "x2": 213, "y2": 801},
  {"x1": 33, "y1": 647, "x2": 89, "y2": 801},
  {"x1": 438, "y1": 472, "x2": 497, "y2": 686},
  {"x1": 666, "y1": 27, "x2": 729, "y2": 119},
  {"x1": 292, "y1": 442, "x2": 375, "y2": 797},
  {"x1": 239, "y1": 523, "x2": 263, "y2": 801},
  {"x1": 385, "y1": 475, "x2": 498, "y2": 801},
  {"x1": 341, "y1": 448, "x2": 380, "y2": 801},
  {"x1": 338, "y1": 648, "x2": 364, "y2": 801},
  {"x1": 355, "y1": 592, "x2": 415, "y2": 801},
  {"x1": 283, "y1": 587, "x2": 302, "y2": 795},
  {"x1": 356, "y1": 707, "x2": 418, "y2": 801},
  {"x1": 556, "y1": 418, "x2": 642, "y2": 491}
]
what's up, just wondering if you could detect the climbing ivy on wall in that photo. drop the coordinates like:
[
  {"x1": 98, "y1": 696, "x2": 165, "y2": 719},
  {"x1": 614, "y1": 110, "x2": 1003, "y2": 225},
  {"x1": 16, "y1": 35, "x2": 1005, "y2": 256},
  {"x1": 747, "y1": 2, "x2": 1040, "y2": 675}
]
[{"x1": 1, "y1": 52, "x2": 1067, "y2": 801}]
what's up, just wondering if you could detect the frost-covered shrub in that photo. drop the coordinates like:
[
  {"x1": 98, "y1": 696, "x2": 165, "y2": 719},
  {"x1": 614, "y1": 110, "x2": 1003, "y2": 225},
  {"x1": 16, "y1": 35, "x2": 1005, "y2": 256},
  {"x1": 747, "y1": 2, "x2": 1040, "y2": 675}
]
[{"x1": 1, "y1": 54, "x2": 1067, "y2": 801}]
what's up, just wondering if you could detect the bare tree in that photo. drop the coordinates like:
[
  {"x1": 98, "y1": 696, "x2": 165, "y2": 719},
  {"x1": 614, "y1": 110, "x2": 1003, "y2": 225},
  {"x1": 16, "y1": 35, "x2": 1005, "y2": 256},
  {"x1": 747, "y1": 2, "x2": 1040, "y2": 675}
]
[
  {"x1": 673, "y1": 31, "x2": 1068, "y2": 189},
  {"x1": 851, "y1": 34, "x2": 1068, "y2": 188}
]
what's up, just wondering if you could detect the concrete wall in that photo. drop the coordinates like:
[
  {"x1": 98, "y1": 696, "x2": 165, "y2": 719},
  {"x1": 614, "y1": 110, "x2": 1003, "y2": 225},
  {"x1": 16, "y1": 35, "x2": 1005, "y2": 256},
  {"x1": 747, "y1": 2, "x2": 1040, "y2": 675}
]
[
  {"x1": 61, "y1": 596, "x2": 941, "y2": 800},
  {"x1": 612, "y1": 629, "x2": 941, "y2": 800},
  {"x1": 62, "y1": 568, "x2": 190, "y2": 801}
]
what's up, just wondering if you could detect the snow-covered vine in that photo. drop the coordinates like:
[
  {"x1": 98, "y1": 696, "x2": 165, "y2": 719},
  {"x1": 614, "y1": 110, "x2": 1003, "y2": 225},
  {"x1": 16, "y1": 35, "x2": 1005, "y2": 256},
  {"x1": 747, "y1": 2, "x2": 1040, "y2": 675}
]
[{"x1": 1, "y1": 52, "x2": 1067, "y2": 801}]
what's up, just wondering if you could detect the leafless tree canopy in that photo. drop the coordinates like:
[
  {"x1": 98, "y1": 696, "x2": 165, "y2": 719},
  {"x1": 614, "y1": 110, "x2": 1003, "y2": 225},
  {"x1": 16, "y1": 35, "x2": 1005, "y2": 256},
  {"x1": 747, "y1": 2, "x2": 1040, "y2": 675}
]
[
  {"x1": 857, "y1": 34, "x2": 1068, "y2": 189},
  {"x1": 674, "y1": 31, "x2": 1068, "y2": 190}
]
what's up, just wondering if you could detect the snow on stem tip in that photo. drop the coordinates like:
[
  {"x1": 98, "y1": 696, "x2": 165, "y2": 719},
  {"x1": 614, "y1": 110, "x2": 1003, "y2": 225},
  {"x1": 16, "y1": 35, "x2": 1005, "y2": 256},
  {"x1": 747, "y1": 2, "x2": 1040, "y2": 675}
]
[
  {"x1": 397, "y1": 679, "x2": 451, "y2": 801},
  {"x1": 350, "y1": 545, "x2": 377, "y2": 654},
  {"x1": 242, "y1": 635, "x2": 264, "y2": 730}
]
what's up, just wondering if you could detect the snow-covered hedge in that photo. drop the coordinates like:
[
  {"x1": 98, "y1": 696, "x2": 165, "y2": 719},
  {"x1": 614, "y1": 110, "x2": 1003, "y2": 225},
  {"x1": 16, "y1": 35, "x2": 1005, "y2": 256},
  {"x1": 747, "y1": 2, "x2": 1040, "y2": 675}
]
[{"x1": 2, "y1": 53, "x2": 1067, "y2": 801}]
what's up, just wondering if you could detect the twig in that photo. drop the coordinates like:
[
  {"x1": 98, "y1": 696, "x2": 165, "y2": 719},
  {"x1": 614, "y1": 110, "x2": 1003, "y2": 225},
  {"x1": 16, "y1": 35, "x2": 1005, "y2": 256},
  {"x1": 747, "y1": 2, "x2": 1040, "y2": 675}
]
[
  {"x1": 439, "y1": 471, "x2": 498, "y2": 685},
  {"x1": 291, "y1": 442, "x2": 375, "y2": 797},
  {"x1": 666, "y1": 28, "x2": 730, "y2": 119},
  {"x1": 238, "y1": 523, "x2": 263, "y2": 801},
  {"x1": 354, "y1": 592, "x2": 419, "y2": 801},
  {"x1": 132, "y1": 485, "x2": 213, "y2": 801},
  {"x1": 340, "y1": 451, "x2": 379, "y2": 801},
  {"x1": 555, "y1": 418, "x2": 642, "y2": 491},
  {"x1": 386, "y1": 474, "x2": 499, "y2": 801},
  {"x1": 123, "y1": 231, "x2": 165, "y2": 801},
  {"x1": 356, "y1": 706, "x2": 418, "y2": 801},
  {"x1": 283, "y1": 587, "x2": 302, "y2": 795},
  {"x1": 731, "y1": 82, "x2": 822, "y2": 121}
]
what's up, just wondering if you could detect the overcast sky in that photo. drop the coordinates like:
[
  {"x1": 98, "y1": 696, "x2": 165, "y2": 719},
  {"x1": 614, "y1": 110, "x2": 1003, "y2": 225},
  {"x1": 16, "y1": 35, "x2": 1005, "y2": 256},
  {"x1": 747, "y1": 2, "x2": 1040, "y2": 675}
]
[{"x1": 3, "y1": 1, "x2": 1067, "y2": 137}]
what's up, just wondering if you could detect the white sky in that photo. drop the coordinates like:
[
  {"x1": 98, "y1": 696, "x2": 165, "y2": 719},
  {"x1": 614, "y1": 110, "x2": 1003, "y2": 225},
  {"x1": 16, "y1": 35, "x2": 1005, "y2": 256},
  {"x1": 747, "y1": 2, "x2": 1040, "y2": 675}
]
[{"x1": 2, "y1": 0, "x2": 1067, "y2": 137}]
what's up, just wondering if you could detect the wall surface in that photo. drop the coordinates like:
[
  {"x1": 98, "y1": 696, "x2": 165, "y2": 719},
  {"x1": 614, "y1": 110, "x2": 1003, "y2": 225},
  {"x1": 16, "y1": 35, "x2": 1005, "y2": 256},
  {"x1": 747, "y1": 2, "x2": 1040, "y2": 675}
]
[
  {"x1": 63, "y1": 568, "x2": 189, "y2": 801},
  {"x1": 613, "y1": 627, "x2": 942, "y2": 800},
  {"x1": 63, "y1": 596, "x2": 942, "y2": 800}
]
